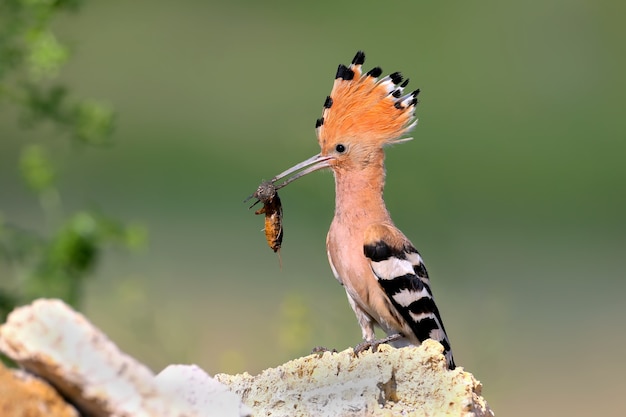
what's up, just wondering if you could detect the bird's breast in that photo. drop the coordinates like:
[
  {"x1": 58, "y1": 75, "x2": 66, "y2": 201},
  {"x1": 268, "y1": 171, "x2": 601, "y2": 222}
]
[{"x1": 327, "y1": 220, "x2": 379, "y2": 307}]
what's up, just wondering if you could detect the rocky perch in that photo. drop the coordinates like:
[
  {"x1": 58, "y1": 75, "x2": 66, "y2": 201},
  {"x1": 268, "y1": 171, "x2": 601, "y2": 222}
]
[{"x1": 0, "y1": 299, "x2": 493, "y2": 416}]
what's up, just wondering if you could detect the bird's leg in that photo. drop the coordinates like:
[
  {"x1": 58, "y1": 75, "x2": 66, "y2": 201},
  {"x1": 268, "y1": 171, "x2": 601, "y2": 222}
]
[{"x1": 353, "y1": 333, "x2": 403, "y2": 356}]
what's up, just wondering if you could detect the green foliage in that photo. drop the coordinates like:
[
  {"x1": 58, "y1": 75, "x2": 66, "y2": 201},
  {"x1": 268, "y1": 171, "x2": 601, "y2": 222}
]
[
  {"x1": 0, "y1": 0, "x2": 114, "y2": 145},
  {"x1": 19, "y1": 144, "x2": 55, "y2": 192},
  {"x1": 0, "y1": 0, "x2": 145, "y2": 323}
]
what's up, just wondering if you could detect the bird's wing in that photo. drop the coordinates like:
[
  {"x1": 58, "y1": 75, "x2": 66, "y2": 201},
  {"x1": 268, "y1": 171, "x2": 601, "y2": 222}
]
[{"x1": 363, "y1": 223, "x2": 455, "y2": 369}]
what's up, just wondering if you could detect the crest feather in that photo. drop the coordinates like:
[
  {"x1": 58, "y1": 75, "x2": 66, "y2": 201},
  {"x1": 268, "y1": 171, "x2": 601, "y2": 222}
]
[{"x1": 316, "y1": 51, "x2": 419, "y2": 148}]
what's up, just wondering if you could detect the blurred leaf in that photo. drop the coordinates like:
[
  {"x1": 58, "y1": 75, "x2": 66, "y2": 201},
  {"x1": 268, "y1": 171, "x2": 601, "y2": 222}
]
[
  {"x1": 41, "y1": 211, "x2": 146, "y2": 277},
  {"x1": 19, "y1": 83, "x2": 116, "y2": 145},
  {"x1": 24, "y1": 211, "x2": 146, "y2": 307},
  {"x1": 72, "y1": 100, "x2": 115, "y2": 145},
  {"x1": 48, "y1": 212, "x2": 99, "y2": 275},
  {"x1": 19, "y1": 144, "x2": 56, "y2": 192},
  {"x1": 25, "y1": 29, "x2": 68, "y2": 80},
  {"x1": 21, "y1": 83, "x2": 69, "y2": 125},
  {"x1": 54, "y1": 0, "x2": 84, "y2": 11}
]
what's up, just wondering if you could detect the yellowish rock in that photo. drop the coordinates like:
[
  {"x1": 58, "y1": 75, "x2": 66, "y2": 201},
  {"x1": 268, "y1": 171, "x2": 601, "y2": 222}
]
[
  {"x1": 215, "y1": 340, "x2": 494, "y2": 417},
  {"x1": 0, "y1": 361, "x2": 79, "y2": 417}
]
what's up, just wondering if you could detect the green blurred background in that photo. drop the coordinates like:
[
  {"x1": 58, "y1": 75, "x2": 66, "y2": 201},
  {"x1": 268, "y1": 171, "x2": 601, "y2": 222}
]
[{"x1": 2, "y1": 0, "x2": 625, "y2": 415}]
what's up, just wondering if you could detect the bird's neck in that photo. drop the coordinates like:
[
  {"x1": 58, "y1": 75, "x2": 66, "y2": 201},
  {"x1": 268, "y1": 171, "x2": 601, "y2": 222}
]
[{"x1": 332, "y1": 158, "x2": 392, "y2": 226}]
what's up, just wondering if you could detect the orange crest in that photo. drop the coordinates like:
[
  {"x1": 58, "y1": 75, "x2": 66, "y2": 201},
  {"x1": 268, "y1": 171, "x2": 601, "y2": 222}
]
[{"x1": 315, "y1": 51, "x2": 420, "y2": 150}]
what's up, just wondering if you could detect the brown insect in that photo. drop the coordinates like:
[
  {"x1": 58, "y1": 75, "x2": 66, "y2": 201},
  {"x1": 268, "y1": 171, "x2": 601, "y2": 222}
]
[
  {"x1": 246, "y1": 155, "x2": 313, "y2": 259},
  {"x1": 246, "y1": 180, "x2": 283, "y2": 255}
]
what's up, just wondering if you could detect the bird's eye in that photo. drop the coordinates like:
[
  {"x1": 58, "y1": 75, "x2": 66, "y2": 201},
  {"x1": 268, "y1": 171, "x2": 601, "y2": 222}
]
[{"x1": 335, "y1": 144, "x2": 346, "y2": 153}]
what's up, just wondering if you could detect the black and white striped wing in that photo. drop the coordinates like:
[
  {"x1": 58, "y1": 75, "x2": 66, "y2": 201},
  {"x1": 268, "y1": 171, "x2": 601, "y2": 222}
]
[{"x1": 364, "y1": 239, "x2": 455, "y2": 369}]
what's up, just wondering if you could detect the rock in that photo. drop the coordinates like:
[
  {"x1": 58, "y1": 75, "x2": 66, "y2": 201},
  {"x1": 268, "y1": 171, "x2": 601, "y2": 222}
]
[
  {"x1": 0, "y1": 361, "x2": 79, "y2": 417},
  {"x1": 0, "y1": 298, "x2": 493, "y2": 416},
  {"x1": 215, "y1": 340, "x2": 494, "y2": 417},
  {"x1": 156, "y1": 364, "x2": 253, "y2": 417},
  {"x1": 0, "y1": 299, "x2": 251, "y2": 417}
]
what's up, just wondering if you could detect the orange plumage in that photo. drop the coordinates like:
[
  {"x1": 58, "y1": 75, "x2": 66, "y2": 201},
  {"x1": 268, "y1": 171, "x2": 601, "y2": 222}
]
[{"x1": 317, "y1": 53, "x2": 418, "y2": 152}]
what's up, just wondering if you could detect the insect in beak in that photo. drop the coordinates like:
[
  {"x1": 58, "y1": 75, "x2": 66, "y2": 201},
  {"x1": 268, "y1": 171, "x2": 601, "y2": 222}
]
[
  {"x1": 245, "y1": 153, "x2": 332, "y2": 206},
  {"x1": 245, "y1": 153, "x2": 332, "y2": 257}
]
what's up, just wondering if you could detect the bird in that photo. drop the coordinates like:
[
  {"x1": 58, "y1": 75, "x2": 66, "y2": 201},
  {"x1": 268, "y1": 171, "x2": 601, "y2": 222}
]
[{"x1": 265, "y1": 51, "x2": 455, "y2": 369}]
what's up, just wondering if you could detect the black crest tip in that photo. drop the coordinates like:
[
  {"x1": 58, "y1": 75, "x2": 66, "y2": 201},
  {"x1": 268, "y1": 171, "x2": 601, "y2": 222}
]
[
  {"x1": 323, "y1": 96, "x2": 333, "y2": 109},
  {"x1": 390, "y1": 72, "x2": 403, "y2": 85},
  {"x1": 352, "y1": 51, "x2": 366, "y2": 66},
  {"x1": 400, "y1": 78, "x2": 410, "y2": 88},
  {"x1": 336, "y1": 64, "x2": 355, "y2": 80},
  {"x1": 392, "y1": 89, "x2": 402, "y2": 98},
  {"x1": 394, "y1": 102, "x2": 403, "y2": 110},
  {"x1": 366, "y1": 66, "x2": 383, "y2": 78},
  {"x1": 315, "y1": 117, "x2": 324, "y2": 128}
]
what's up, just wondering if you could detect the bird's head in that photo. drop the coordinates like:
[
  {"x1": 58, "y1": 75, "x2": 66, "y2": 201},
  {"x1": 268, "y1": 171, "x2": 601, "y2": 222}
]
[{"x1": 268, "y1": 51, "x2": 419, "y2": 189}]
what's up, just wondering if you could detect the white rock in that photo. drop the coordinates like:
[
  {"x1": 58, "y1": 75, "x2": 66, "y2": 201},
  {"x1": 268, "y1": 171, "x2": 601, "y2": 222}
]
[
  {"x1": 0, "y1": 299, "x2": 250, "y2": 417},
  {"x1": 156, "y1": 364, "x2": 252, "y2": 417}
]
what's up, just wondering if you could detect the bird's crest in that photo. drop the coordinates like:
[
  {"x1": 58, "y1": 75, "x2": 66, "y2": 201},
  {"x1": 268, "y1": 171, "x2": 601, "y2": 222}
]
[{"x1": 315, "y1": 51, "x2": 420, "y2": 149}]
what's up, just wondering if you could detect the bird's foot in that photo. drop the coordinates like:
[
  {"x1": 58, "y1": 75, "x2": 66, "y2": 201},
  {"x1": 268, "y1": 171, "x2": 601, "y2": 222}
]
[{"x1": 353, "y1": 334, "x2": 403, "y2": 356}]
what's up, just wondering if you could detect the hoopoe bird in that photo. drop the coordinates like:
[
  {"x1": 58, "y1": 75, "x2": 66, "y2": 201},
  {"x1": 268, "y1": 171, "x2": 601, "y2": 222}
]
[{"x1": 263, "y1": 51, "x2": 455, "y2": 369}]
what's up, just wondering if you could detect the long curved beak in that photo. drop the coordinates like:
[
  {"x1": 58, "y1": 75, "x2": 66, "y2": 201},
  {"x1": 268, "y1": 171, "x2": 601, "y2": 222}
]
[
  {"x1": 271, "y1": 153, "x2": 333, "y2": 190},
  {"x1": 245, "y1": 153, "x2": 332, "y2": 204}
]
